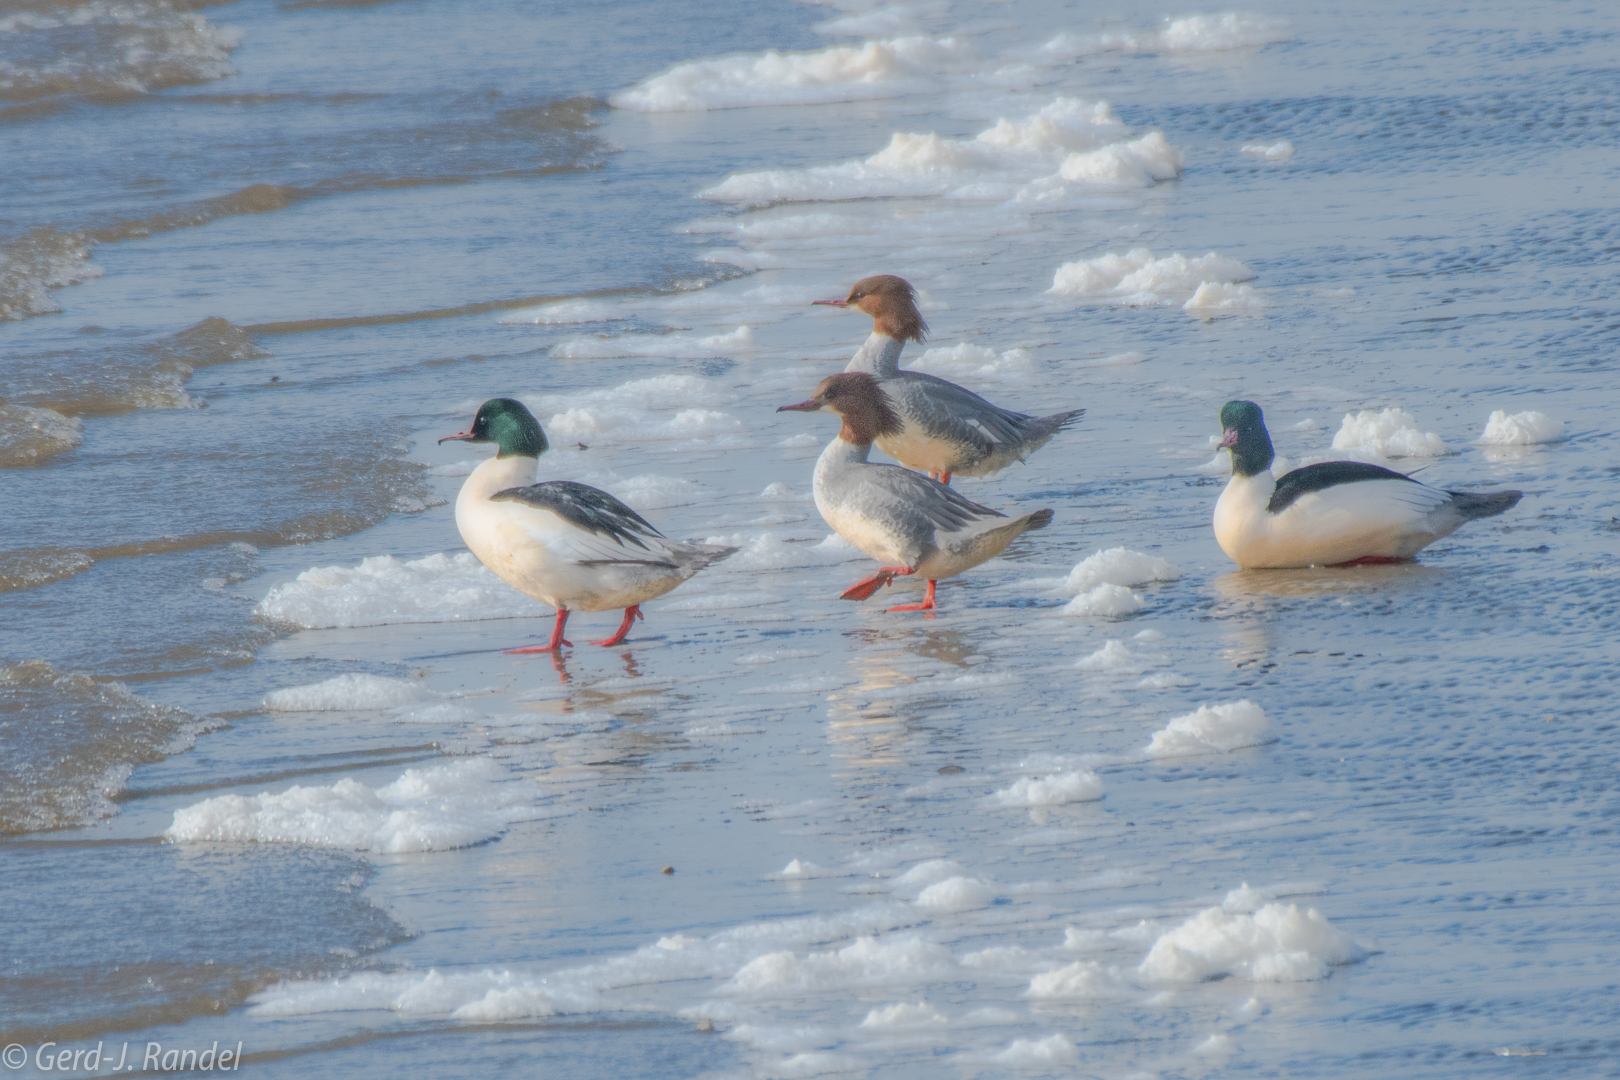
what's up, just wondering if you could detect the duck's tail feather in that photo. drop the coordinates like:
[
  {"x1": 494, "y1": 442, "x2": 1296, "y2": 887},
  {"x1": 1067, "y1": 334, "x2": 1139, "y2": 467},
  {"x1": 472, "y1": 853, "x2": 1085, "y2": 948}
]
[{"x1": 1447, "y1": 489, "x2": 1522, "y2": 520}]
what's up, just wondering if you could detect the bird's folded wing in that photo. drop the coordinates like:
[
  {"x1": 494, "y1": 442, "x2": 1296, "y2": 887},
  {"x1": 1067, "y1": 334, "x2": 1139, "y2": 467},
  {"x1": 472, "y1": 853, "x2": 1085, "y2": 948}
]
[
  {"x1": 492, "y1": 481, "x2": 677, "y2": 565},
  {"x1": 863, "y1": 466, "x2": 1008, "y2": 532},
  {"x1": 900, "y1": 371, "x2": 1036, "y2": 446}
]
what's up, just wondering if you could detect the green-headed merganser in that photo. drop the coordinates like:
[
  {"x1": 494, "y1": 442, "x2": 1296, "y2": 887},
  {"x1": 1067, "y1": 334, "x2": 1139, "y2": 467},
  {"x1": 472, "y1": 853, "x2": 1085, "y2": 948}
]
[
  {"x1": 778, "y1": 372, "x2": 1054, "y2": 612},
  {"x1": 440, "y1": 398, "x2": 735, "y2": 650},
  {"x1": 813, "y1": 274, "x2": 1084, "y2": 484},
  {"x1": 1213, "y1": 399, "x2": 1522, "y2": 569}
]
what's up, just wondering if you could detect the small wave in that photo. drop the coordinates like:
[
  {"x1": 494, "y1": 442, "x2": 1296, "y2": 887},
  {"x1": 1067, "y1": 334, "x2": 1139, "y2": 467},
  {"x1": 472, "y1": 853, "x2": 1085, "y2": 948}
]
[
  {"x1": 0, "y1": 0, "x2": 242, "y2": 104},
  {"x1": 0, "y1": 658, "x2": 219, "y2": 834},
  {"x1": 0, "y1": 228, "x2": 103, "y2": 322},
  {"x1": 0, "y1": 402, "x2": 84, "y2": 468},
  {"x1": 6, "y1": 317, "x2": 265, "y2": 417}
]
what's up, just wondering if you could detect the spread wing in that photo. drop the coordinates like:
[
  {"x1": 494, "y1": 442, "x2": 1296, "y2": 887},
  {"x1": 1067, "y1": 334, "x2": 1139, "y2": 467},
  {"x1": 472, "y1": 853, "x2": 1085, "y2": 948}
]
[
  {"x1": 1269, "y1": 461, "x2": 1426, "y2": 514},
  {"x1": 491, "y1": 481, "x2": 668, "y2": 557}
]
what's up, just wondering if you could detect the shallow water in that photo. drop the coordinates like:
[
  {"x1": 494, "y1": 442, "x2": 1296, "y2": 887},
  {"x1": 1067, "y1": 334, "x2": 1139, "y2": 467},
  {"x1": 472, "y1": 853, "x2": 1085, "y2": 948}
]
[{"x1": 3, "y1": 0, "x2": 1619, "y2": 1076}]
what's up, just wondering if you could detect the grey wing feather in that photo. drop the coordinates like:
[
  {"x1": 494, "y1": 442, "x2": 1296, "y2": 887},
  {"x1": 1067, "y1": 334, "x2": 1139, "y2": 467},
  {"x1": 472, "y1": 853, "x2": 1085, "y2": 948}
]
[
  {"x1": 898, "y1": 372, "x2": 1033, "y2": 446},
  {"x1": 491, "y1": 481, "x2": 665, "y2": 551},
  {"x1": 864, "y1": 465, "x2": 1007, "y2": 532}
]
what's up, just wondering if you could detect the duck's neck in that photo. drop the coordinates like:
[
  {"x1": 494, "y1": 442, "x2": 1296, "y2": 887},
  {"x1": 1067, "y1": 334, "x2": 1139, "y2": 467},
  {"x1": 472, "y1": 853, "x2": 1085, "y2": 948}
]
[
  {"x1": 465, "y1": 453, "x2": 538, "y2": 498},
  {"x1": 818, "y1": 435, "x2": 873, "y2": 468},
  {"x1": 844, "y1": 333, "x2": 905, "y2": 378}
]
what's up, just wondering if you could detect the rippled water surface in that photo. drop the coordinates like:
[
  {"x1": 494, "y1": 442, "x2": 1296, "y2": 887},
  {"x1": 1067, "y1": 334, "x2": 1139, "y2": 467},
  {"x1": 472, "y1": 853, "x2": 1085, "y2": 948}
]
[{"x1": 3, "y1": 0, "x2": 1618, "y2": 1076}]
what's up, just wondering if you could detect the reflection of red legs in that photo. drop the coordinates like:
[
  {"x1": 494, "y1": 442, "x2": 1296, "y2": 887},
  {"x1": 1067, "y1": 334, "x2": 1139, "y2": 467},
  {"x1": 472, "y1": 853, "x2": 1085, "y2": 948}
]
[
  {"x1": 1330, "y1": 556, "x2": 1406, "y2": 567},
  {"x1": 887, "y1": 579, "x2": 937, "y2": 612},
  {"x1": 591, "y1": 604, "x2": 643, "y2": 647},
  {"x1": 840, "y1": 566, "x2": 915, "y2": 601},
  {"x1": 507, "y1": 609, "x2": 572, "y2": 653}
]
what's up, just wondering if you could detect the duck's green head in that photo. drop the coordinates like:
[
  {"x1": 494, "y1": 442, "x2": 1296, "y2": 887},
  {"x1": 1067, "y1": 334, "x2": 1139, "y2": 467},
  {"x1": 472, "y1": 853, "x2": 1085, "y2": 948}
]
[
  {"x1": 1218, "y1": 400, "x2": 1274, "y2": 477},
  {"x1": 439, "y1": 398, "x2": 548, "y2": 458}
]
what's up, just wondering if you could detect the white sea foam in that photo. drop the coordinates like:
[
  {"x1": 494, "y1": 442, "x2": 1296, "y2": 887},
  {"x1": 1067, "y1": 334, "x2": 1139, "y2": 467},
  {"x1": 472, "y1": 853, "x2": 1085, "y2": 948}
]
[
  {"x1": 986, "y1": 771, "x2": 1104, "y2": 807},
  {"x1": 1058, "y1": 549, "x2": 1178, "y2": 615},
  {"x1": 574, "y1": 470, "x2": 704, "y2": 510},
  {"x1": 702, "y1": 531, "x2": 864, "y2": 571},
  {"x1": 859, "y1": 1001, "x2": 948, "y2": 1028},
  {"x1": 1478, "y1": 409, "x2": 1563, "y2": 445},
  {"x1": 991, "y1": 1033, "x2": 1079, "y2": 1065},
  {"x1": 257, "y1": 552, "x2": 543, "y2": 629},
  {"x1": 1052, "y1": 131, "x2": 1185, "y2": 188},
  {"x1": 1241, "y1": 139, "x2": 1295, "y2": 159},
  {"x1": 1184, "y1": 281, "x2": 1267, "y2": 313},
  {"x1": 263, "y1": 673, "x2": 432, "y2": 712},
  {"x1": 1026, "y1": 960, "x2": 1111, "y2": 999},
  {"x1": 1144, "y1": 700, "x2": 1271, "y2": 758},
  {"x1": 164, "y1": 759, "x2": 536, "y2": 853},
  {"x1": 514, "y1": 374, "x2": 744, "y2": 447},
  {"x1": 1077, "y1": 635, "x2": 1166, "y2": 674},
  {"x1": 550, "y1": 325, "x2": 754, "y2": 359},
  {"x1": 1065, "y1": 583, "x2": 1144, "y2": 616},
  {"x1": 1050, "y1": 248, "x2": 1255, "y2": 304},
  {"x1": 1139, "y1": 891, "x2": 1365, "y2": 983},
  {"x1": 497, "y1": 299, "x2": 626, "y2": 324},
  {"x1": 730, "y1": 935, "x2": 957, "y2": 994},
  {"x1": 611, "y1": 37, "x2": 970, "y2": 111},
  {"x1": 701, "y1": 98, "x2": 1175, "y2": 206},
  {"x1": 905, "y1": 342, "x2": 1037, "y2": 382},
  {"x1": 1042, "y1": 13, "x2": 1292, "y2": 57},
  {"x1": 914, "y1": 876, "x2": 997, "y2": 912},
  {"x1": 1331, "y1": 407, "x2": 1448, "y2": 458}
]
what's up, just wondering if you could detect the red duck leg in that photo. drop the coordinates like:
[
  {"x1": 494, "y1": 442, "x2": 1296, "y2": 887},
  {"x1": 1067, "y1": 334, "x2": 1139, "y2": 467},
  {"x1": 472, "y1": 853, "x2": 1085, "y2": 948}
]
[
  {"x1": 591, "y1": 604, "x2": 644, "y2": 647},
  {"x1": 507, "y1": 609, "x2": 572, "y2": 653},
  {"x1": 840, "y1": 566, "x2": 915, "y2": 601},
  {"x1": 887, "y1": 579, "x2": 937, "y2": 612}
]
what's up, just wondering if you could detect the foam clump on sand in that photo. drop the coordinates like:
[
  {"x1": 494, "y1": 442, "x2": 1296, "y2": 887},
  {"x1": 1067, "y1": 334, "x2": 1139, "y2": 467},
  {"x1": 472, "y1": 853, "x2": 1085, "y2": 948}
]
[
  {"x1": 257, "y1": 552, "x2": 542, "y2": 629},
  {"x1": 1478, "y1": 409, "x2": 1563, "y2": 445},
  {"x1": 905, "y1": 342, "x2": 1037, "y2": 382},
  {"x1": 1050, "y1": 248, "x2": 1254, "y2": 305},
  {"x1": 915, "y1": 876, "x2": 997, "y2": 912},
  {"x1": 700, "y1": 97, "x2": 1175, "y2": 205},
  {"x1": 1064, "y1": 548, "x2": 1181, "y2": 593},
  {"x1": 264, "y1": 673, "x2": 431, "y2": 712},
  {"x1": 1065, "y1": 584, "x2": 1142, "y2": 616},
  {"x1": 164, "y1": 759, "x2": 535, "y2": 853},
  {"x1": 1059, "y1": 548, "x2": 1179, "y2": 616},
  {"x1": 986, "y1": 771, "x2": 1104, "y2": 807},
  {"x1": 1331, "y1": 407, "x2": 1447, "y2": 457},
  {"x1": 1139, "y1": 886, "x2": 1365, "y2": 983},
  {"x1": 992, "y1": 1034, "x2": 1079, "y2": 1065},
  {"x1": 1027, "y1": 959, "x2": 1111, "y2": 999},
  {"x1": 611, "y1": 37, "x2": 967, "y2": 112},
  {"x1": 1045, "y1": 13, "x2": 1291, "y2": 56},
  {"x1": 1240, "y1": 139, "x2": 1294, "y2": 159},
  {"x1": 1055, "y1": 131, "x2": 1183, "y2": 188},
  {"x1": 1145, "y1": 700, "x2": 1272, "y2": 758},
  {"x1": 1077, "y1": 632, "x2": 1167, "y2": 674},
  {"x1": 859, "y1": 1002, "x2": 948, "y2": 1028},
  {"x1": 729, "y1": 935, "x2": 956, "y2": 994},
  {"x1": 1184, "y1": 281, "x2": 1267, "y2": 313}
]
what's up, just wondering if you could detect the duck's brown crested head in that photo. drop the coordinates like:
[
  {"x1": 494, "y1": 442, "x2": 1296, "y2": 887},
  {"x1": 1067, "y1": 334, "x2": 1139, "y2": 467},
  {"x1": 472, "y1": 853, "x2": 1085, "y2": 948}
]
[
  {"x1": 817, "y1": 274, "x2": 928, "y2": 343},
  {"x1": 777, "y1": 371, "x2": 904, "y2": 445}
]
